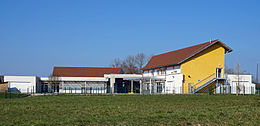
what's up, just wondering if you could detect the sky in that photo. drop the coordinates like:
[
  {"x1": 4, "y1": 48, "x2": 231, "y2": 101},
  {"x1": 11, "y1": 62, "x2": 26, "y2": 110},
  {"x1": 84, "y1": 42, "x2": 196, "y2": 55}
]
[{"x1": 0, "y1": 0, "x2": 259, "y2": 79}]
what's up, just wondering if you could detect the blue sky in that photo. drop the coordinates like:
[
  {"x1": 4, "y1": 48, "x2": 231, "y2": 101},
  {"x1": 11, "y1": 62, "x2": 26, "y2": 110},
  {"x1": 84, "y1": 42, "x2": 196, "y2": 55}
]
[{"x1": 0, "y1": 0, "x2": 259, "y2": 79}]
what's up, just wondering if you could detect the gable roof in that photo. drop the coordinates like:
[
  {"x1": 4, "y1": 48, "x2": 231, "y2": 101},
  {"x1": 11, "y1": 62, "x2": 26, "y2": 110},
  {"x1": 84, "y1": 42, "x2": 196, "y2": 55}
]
[
  {"x1": 52, "y1": 67, "x2": 121, "y2": 77},
  {"x1": 142, "y1": 39, "x2": 232, "y2": 70}
]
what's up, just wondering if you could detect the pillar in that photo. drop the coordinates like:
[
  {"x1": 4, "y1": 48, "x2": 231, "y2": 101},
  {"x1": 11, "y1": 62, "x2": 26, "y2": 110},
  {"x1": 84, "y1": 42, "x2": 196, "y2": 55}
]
[
  {"x1": 131, "y1": 80, "x2": 134, "y2": 93},
  {"x1": 110, "y1": 77, "x2": 115, "y2": 94},
  {"x1": 149, "y1": 78, "x2": 152, "y2": 94},
  {"x1": 84, "y1": 81, "x2": 87, "y2": 94},
  {"x1": 153, "y1": 80, "x2": 157, "y2": 94},
  {"x1": 139, "y1": 80, "x2": 142, "y2": 94}
]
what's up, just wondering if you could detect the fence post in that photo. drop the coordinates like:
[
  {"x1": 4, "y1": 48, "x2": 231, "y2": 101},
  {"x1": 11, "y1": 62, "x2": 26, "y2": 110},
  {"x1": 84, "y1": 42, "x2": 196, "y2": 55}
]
[{"x1": 223, "y1": 85, "x2": 224, "y2": 95}]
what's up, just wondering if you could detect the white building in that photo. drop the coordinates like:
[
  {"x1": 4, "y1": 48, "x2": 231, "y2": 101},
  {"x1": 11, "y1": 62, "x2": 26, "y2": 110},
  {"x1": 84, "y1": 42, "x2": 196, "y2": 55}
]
[
  {"x1": 4, "y1": 76, "x2": 41, "y2": 93},
  {"x1": 2, "y1": 67, "x2": 256, "y2": 95},
  {"x1": 215, "y1": 74, "x2": 256, "y2": 94}
]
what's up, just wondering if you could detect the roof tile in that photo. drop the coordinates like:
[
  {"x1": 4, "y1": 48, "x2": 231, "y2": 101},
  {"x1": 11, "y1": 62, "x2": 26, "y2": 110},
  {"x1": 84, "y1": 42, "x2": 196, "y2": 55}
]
[
  {"x1": 53, "y1": 67, "x2": 121, "y2": 77},
  {"x1": 142, "y1": 40, "x2": 219, "y2": 70}
]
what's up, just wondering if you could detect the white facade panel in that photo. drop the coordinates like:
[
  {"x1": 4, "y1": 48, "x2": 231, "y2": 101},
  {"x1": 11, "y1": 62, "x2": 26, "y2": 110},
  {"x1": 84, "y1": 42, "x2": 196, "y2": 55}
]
[
  {"x1": 165, "y1": 73, "x2": 183, "y2": 94},
  {"x1": 154, "y1": 69, "x2": 159, "y2": 76},
  {"x1": 221, "y1": 74, "x2": 256, "y2": 94},
  {"x1": 174, "y1": 65, "x2": 181, "y2": 73},
  {"x1": 143, "y1": 71, "x2": 148, "y2": 77},
  {"x1": 9, "y1": 82, "x2": 31, "y2": 93},
  {"x1": 148, "y1": 70, "x2": 153, "y2": 77},
  {"x1": 166, "y1": 67, "x2": 174, "y2": 75},
  {"x1": 40, "y1": 77, "x2": 107, "y2": 82},
  {"x1": 4, "y1": 76, "x2": 38, "y2": 93}
]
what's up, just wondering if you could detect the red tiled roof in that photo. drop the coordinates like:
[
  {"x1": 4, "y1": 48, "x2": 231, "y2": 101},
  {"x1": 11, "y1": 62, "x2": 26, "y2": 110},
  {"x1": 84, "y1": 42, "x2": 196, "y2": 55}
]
[
  {"x1": 142, "y1": 40, "x2": 232, "y2": 70},
  {"x1": 52, "y1": 67, "x2": 121, "y2": 77}
]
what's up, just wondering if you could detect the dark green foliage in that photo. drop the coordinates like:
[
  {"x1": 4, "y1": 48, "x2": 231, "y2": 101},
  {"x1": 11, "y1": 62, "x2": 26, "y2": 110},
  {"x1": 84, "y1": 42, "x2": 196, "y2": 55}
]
[{"x1": 0, "y1": 95, "x2": 259, "y2": 125}]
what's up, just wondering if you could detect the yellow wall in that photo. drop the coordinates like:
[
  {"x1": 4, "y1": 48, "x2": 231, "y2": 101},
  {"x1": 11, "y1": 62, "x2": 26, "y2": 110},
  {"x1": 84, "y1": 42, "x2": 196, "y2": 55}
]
[{"x1": 181, "y1": 43, "x2": 226, "y2": 93}]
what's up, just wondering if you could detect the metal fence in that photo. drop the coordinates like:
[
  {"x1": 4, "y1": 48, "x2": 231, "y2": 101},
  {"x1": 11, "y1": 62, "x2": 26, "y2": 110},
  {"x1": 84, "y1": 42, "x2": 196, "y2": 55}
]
[
  {"x1": 142, "y1": 85, "x2": 183, "y2": 94},
  {"x1": 1, "y1": 85, "x2": 260, "y2": 95},
  {"x1": 215, "y1": 85, "x2": 257, "y2": 94}
]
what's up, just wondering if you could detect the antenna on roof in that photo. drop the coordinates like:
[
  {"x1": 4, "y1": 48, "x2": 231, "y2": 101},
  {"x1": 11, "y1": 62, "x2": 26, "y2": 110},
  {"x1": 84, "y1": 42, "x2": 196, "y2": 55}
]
[{"x1": 210, "y1": 38, "x2": 212, "y2": 43}]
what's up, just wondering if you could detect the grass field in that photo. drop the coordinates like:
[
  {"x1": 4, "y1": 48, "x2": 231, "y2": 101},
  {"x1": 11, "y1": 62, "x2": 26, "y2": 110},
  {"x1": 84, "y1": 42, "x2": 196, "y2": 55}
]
[{"x1": 0, "y1": 94, "x2": 259, "y2": 125}]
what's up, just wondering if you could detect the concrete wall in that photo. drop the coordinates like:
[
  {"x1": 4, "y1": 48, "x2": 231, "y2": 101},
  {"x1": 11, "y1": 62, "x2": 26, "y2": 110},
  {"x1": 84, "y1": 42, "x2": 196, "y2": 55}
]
[
  {"x1": 223, "y1": 74, "x2": 256, "y2": 94},
  {"x1": 4, "y1": 76, "x2": 38, "y2": 93},
  {"x1": 165, "y1": 73, "x2": 183, "y2": 94}
]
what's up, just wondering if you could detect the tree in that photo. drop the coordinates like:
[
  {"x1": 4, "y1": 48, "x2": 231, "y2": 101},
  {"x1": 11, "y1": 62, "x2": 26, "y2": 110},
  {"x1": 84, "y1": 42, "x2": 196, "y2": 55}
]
[
  {"x1": 48, "y1": 74, "x2": 61, "y2": 93},
  {"x1": 135, "y1": 53, "x2": 150, "y2": 73},
  {"x1": 124, "y1": 56, "x2": 138, "y2": 74},
  {"x1": 111, "y1": 58, "x2": 121, "y2": 68},
  {"x1": 235, "y1": 63, "x2": 246, "y2": 96},
  {"x1": 110, "y1": 53, "x2": 151, "y2": 74},
  {"x1": 225, "y1": 67, "x2": 235, "y2": 74}
]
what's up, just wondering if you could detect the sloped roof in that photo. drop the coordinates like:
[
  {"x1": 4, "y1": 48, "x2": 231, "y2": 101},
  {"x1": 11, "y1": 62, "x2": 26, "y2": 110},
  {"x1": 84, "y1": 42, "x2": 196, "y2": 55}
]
[
  {"x1": 52, "y1": 67, "x2": 121, "y2": 77},
  {"x1": 142, "y1": 39, "x2": 232, "y2": 70}
]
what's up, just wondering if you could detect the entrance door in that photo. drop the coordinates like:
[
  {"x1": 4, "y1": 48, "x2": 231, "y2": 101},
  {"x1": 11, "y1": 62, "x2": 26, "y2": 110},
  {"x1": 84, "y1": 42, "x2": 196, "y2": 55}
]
[{"x1": 216, "y1": 68, "x2": 223, "y2": 78}]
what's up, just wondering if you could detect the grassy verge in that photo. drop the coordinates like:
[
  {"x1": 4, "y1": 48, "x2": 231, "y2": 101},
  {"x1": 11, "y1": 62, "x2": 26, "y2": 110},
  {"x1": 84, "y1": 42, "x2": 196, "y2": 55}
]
[
  {"x1": 0, "y1": 93, "x2": 28, "y2": 99},
  {"x1": 0, "y1": 95, "x2": 259, "y2": 125}
]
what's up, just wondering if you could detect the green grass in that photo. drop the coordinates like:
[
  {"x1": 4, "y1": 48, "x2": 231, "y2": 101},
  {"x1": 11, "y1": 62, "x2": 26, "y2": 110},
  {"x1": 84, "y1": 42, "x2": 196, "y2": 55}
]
[
  {"x1": 0, "y1": 93, "x2": 28, "y2": 99},
  {"x1": 0, "y1": 95, "x2": 259, "y2": 125}
]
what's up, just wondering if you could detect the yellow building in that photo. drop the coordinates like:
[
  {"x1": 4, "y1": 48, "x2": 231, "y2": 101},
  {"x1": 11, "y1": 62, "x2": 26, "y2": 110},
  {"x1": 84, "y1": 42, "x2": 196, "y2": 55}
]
[{"x1": 142, "y1": 39, "x2": 232, "y2": 94}]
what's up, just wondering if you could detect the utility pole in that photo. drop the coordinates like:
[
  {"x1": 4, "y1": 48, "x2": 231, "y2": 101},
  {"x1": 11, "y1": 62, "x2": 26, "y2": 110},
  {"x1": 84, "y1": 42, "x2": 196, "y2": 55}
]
[
  {"x1": 257, "y1": 64, "x2": 259, "y2": 83},
  {"x1": 236, "y1": 63, "x2": 240, "y2": 96}
]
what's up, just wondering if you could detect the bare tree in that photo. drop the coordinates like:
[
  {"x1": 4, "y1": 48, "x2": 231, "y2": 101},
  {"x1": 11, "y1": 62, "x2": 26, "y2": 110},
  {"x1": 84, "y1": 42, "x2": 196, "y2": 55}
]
[
  {"x1": 225, "y1": 67, "x2": 235, "y2": 74},
  {"x1": 48, "y1": 74, "x2": 61, "y2": 93},
  {"x1": 235, "y1": 63, "x2": 243, "y2": 96},
  {"x1": 135, "y1": 53, "x2": 150, "y2": 73},
  {"x1": 124, "y1": 56, "x2": 138, "y2": 74},
  {"x1": 111, "y1": 58, "x2": 121, "y2": 68},
  {"x1": 110, "y1": 53, "x2": 151, "y2": 74}
]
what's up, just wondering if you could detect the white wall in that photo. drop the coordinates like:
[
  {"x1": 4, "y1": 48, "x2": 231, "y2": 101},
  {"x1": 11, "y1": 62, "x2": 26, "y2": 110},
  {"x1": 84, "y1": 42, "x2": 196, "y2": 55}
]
[
  {"x1": 174, "y1": 65, "x2": 181, "y2": 73},
  {"x1": 165, "y1": 73, "x2": 183, "y2": 94},
  {"x1": 216, "y1": 74, "x2": 256, "y2": 94},
  {"x1": 40, "y1": 77, "x2": 107, "y2": 82},
  {"x1": 143, "y1": 65, "x2": 182, "y2": 77},
  {"x1": 143, "y1": 71, "x2": 148, "y2": 77},
  {"x1": 4, "y1": 76, "x2": 37, "y2": 93},
  {"x1": 148, "y1": 70, "x2": 153, "y2": 77},
  {"x1": 166, "y1": 66, "x2": 174, "y2": 75}
]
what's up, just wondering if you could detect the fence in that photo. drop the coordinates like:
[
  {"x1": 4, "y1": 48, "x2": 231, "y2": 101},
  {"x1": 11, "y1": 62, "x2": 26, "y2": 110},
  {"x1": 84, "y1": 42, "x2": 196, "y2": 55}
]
[
  {"x1": 62, "y1": 87, "x2": 108, "y2": 94},
  {"x1": 214, "y1": 85, "x2": 256, "y2": 95},
  {"x1": 2, "y1": 84, "x2": 260, "y2": 95},
  {"x1": 142, "y1": 85, "x2": 183, "y2": 94}
]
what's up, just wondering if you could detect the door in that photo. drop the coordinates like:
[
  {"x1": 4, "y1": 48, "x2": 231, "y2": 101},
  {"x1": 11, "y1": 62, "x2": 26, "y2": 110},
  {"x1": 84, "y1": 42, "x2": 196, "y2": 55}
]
[
  {"x1": 216, "y1": 68, "x2": 223, "y2": 78},
  {"x1": 9, "y1": 82, "x2": 31, "y2": 93}
]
